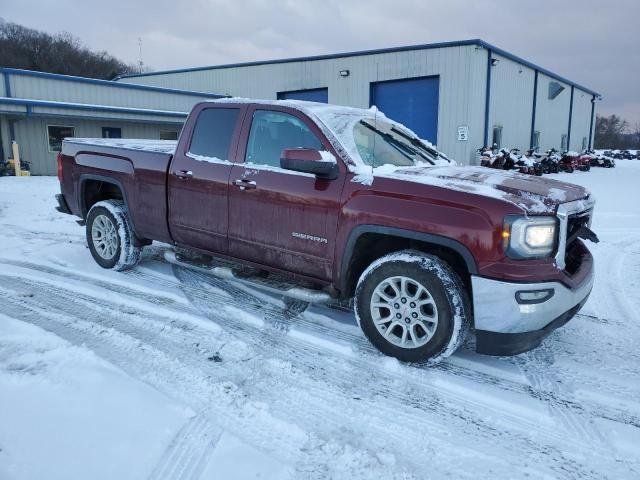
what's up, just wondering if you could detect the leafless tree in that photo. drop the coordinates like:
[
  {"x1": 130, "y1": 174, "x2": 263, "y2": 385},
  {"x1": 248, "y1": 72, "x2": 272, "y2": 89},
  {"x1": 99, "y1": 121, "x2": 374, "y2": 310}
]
[{"x1": 0, "y1": 21, "x2": 140, "y2": 80}]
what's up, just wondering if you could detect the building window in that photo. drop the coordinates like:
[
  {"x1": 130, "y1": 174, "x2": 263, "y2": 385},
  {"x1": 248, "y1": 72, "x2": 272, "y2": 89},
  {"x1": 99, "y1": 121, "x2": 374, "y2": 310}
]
[
  {"x1": 582, "y1": 137, "x2": 588, "y2": 151},
  {"x1": 160, "y1": 130, "x2": 178, "y2": 141},
  {"x1": 102, "y1": 127, "x2": 122, "y2": 139},
  {"x1": 561, "y1": 134, "x2": 568, "y2": 151},
  {"x1": 47, "y1": 125, "x2": 75, "y2": 152},
  {"x1": 533, "y1": 131, "x2": 541, "y2": 152},
  {"x1": 492, "y1": 126, "x2": 503, "y2": 150}
]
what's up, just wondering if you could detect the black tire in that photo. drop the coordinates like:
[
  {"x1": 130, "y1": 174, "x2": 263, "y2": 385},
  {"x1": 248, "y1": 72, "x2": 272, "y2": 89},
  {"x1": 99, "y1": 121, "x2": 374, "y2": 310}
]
[
  {"x1": 354, "y1": 250, "x2": 470, "y2": 363},
  {"x1": 86, "y1": 200, "x2": 143, "y2": 271}
]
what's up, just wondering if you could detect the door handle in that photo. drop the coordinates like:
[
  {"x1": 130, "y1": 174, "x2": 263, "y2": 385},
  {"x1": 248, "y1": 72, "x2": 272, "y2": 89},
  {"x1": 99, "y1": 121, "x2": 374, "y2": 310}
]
[
  {"x1": 174, "y1": 169, "x2": 193, "y2": 179},
  {"x1": 233, "y1": 179, "x2": 257, "y2": 190}
]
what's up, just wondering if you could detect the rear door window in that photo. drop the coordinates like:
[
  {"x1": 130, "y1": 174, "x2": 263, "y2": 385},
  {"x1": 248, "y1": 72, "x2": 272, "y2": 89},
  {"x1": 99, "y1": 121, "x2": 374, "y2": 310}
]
[
  {"x1": 245, "y1": 110, "x2": 323, "y2": 168},
  {"x1": 189, "y1": 108, "x2": 240, "y2": 160}
]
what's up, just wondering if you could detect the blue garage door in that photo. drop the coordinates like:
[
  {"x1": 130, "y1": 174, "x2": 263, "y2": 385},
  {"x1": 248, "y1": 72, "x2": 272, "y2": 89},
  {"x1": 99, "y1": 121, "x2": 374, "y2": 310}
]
[
  {"x1": 370, "y1": 76, "x2": 439, "y2": 144},
  {"x1": 277, "y1": 88, "x2": 328, "y2": 103}
]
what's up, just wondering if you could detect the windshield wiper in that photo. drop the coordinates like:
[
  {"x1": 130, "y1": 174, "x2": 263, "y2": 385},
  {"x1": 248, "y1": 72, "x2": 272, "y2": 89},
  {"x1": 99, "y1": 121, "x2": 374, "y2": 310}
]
[
  {"x1": 359, "y1": 120, "x2": 417, "y2": 164},
  {"x1": 390, "y1": 126, "x2": 440, "y2": 164}
]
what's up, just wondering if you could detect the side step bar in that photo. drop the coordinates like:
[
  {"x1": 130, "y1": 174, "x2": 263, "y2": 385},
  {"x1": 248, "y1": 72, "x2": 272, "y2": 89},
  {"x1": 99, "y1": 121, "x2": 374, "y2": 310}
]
[{"x1": 163, "y1": 250, "x2": 333, "y2": 304}]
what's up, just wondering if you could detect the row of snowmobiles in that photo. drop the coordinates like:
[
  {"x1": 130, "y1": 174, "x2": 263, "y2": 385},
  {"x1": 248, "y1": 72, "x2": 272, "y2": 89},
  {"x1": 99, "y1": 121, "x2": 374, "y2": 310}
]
[
  {"x1": 478, "y1": 147, "x2": 615, "y2": 176},
  {"x1": 600, "y1": 149, "x2": 639, "y2": 160}
]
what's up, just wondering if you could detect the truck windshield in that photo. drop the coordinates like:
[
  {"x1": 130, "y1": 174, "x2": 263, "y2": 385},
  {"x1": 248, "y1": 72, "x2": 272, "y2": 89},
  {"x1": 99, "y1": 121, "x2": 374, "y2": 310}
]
[{"x1": 353, "y1": 118, "x2": 440, "y2": 168}]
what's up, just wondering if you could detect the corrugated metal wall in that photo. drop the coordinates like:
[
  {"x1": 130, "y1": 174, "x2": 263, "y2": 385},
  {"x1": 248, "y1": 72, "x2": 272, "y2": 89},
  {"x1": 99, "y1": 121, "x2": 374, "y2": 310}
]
[
  {"x1": 0, "y1": 116, "x2": 9, "y2": 163},
  {"x1": 489, "y1": 53, "x2": 536, "y2": 150},
  {"x1": 120, "y1": 45, "x2": 489, "y2": 164},
  {"x1": 534, "y1": 73, "x2": 571, "y2": 152},
  {"x1": 5, "y1": 116, "x2": 182, "y2": 175},
  {"x1": 570, "y1": 90, "x2": 594, "y2": 151},
  {"x1": 7, "y1": 73, "x2": 212, "y2": 113},
  {"x1": 119, "y1": 45, "x2": 599, "y2": 163}
]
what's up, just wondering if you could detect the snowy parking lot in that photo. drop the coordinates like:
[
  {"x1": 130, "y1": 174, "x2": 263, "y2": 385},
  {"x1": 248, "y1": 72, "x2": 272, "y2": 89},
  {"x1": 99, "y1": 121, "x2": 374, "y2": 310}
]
[{"x1": 1, "y1": 163, "x2": 639, "y2": 479}]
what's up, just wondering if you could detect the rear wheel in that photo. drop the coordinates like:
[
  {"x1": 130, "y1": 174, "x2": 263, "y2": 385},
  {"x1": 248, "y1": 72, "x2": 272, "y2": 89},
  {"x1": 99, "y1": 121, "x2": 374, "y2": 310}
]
[
  {"x1": 86, "y1": 200, "x2": 143, "y2": 271},
  {"x1": 354, "y1": 250, "x2": 470, "y2": 363}
]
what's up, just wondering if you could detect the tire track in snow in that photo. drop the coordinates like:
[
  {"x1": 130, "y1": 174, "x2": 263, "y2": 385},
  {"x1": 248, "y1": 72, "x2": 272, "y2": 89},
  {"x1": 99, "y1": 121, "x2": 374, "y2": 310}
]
[
  {"x1": 516, "y1": 346, "x2": 609, "y2": 448},
  {"x1": 2, "y1": 257, "x2": 636, "y2": 428},
  {"x1": 0, "y1": 262, "x2": 633, "y2": 478},
  {"x1": 148, "y1": 415, "x2": 222, "y2": 480},
  {"x1": 0, "y1": 276, "x2": 484, "y2": 478},
  {"x1": 0, "y1": 276, "x2": 609, "y2": 480},
  {"x1": 0, "y1": 293, "x2": 336, "y2": 480}
]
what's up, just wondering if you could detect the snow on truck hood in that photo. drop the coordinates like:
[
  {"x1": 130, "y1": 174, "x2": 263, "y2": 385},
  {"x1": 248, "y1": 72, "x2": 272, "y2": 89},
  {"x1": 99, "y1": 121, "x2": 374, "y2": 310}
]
[{"x1": 370, "y1": 164, "x2": 591, "y2": 214}]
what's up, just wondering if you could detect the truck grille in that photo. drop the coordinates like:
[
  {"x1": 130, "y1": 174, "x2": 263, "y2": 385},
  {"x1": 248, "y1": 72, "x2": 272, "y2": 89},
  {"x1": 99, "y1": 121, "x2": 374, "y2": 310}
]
[{"x1": 555, "y1": 199, "x2": 595, "y2": 271}]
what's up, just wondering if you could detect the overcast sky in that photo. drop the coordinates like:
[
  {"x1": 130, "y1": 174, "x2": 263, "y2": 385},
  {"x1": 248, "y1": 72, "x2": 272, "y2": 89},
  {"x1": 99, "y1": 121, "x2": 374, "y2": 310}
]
[{"x1": 2, "y1": 0, "x2": 639, "y2": 124}]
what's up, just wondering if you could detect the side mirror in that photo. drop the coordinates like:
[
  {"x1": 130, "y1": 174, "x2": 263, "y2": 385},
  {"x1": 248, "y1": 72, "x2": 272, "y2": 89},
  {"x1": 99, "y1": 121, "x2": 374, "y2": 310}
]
[{"x1": 280, "y1": 148, "x2": 338, "y2": 179}]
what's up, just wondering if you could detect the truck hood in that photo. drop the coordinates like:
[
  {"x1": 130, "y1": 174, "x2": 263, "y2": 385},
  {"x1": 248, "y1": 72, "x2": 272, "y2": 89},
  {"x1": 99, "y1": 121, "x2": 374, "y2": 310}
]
[{"x1": 368, "y1": 165, "x2": 590, "y2": 214}]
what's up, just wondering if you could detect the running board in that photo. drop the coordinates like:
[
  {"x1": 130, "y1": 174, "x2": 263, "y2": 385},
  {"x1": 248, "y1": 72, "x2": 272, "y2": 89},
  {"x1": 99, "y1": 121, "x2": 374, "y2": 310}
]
[{"x1": 163, "y1": 250, "x2": 332, "y2": 304}]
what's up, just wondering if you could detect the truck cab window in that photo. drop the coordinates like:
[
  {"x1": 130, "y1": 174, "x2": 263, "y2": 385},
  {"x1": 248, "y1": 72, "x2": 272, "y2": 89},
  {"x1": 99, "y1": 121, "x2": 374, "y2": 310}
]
[
  {"x1": 245, "y1": 110, "x2": 322, "y2": 168},
  {"x1": 189, "y1": 108, "x2": 240, "y2": 160}
]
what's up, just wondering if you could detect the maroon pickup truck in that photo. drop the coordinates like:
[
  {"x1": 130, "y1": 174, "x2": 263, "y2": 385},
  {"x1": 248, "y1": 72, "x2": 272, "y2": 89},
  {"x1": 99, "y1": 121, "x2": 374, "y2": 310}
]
[{"x1": 56, "y1": 99, "x2": 598, "y2": 363}]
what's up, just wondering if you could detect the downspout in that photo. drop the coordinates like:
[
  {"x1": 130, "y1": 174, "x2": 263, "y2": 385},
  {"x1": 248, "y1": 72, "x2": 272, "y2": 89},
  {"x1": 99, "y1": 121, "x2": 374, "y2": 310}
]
[
  {"x1": 3, "y1": 71, "x2": 12, "y2": 97},
  {"x1": 566, "y1": 85, "x2": 574, "y2": 150},
  {"x1": 588, "y1": 95, "x2": 596, "y2": 149},
  {"x1": 483, "y1": 49, "x2": 492, "y2": 147},
  {"x1": 530, "y1": 70, "x2": 538, "y2": 149}
]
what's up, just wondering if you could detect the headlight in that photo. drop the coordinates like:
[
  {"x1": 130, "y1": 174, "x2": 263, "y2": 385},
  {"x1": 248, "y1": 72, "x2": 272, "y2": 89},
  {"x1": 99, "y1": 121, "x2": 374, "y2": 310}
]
[{"x1": 504, "y1": 216, "x2": 557, "y2": 259}]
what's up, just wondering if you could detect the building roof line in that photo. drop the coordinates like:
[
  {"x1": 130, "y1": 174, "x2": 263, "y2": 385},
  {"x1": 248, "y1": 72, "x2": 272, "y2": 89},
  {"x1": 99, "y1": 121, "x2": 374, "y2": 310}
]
[
  {"x1": 0, "y1": 96, "x2": 189, "y2": 117},
  {"x1": 0, "y1": 68, "x2": 225, "y2": 99},
  {"x1": 113, "y1": 38, "x2": 600, "y2": 97}
]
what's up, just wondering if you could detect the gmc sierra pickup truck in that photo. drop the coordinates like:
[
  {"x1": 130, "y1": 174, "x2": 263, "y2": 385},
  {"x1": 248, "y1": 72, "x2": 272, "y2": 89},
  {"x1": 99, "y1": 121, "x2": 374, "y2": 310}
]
[{"x1": 56, "y1": 99, "x2": 598, "y2": 363}]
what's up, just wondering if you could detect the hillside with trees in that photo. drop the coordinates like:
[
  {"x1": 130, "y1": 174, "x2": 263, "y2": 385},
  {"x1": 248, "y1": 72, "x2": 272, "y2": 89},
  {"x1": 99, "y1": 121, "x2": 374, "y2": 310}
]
[
  {"x1": 595, "y1": 114, "x2": 640, "y2": 149},
  {"x1": 0, "y1": 19, "x2": 138, "y2": 80}
]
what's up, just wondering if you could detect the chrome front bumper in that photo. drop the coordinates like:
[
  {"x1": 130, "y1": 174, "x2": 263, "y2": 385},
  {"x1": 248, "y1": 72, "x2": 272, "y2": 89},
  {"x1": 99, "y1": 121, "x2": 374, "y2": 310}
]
[
  {"x1": 471, "y1": 270, "x2": 594, "y2": 335},
  {"x1": 471, "y1": 269, "x2": 594, "y2": 356}
]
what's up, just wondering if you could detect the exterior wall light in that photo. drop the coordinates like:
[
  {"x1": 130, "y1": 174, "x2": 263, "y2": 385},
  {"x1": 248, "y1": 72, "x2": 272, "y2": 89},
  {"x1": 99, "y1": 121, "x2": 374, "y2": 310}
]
[
  {"x1": 491, "y1": 58, "x2": 500, "y2": 66},
  {"x1": 339, "y1": 70, "x2": 350, "y2": 77}
]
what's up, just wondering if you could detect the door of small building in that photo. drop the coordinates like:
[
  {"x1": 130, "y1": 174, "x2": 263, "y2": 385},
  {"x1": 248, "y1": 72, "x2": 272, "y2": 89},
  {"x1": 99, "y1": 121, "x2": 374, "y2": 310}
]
[
  {"x1": 370, "y1": 76, "x2": 439, "y2": 145},
  {"x1": 277, "y1": 88, "x2": 328, "y2": 103}
]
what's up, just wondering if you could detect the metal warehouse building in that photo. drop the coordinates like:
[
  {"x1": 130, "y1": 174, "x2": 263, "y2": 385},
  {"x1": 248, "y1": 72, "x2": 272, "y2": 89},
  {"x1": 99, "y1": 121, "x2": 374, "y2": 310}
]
[
  {"x1": 0, "y1": 69, "x2": 221, "y2": 175},
  {"x1": 116, "y1": 39, "x2": 600, "y2": 165}
]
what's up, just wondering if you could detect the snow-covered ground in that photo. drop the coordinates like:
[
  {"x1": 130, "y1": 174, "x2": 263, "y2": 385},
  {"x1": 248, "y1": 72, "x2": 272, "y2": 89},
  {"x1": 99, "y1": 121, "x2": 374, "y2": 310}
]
[{"x1": 0, "y1": 163, "x2": 639, "y2": 479}]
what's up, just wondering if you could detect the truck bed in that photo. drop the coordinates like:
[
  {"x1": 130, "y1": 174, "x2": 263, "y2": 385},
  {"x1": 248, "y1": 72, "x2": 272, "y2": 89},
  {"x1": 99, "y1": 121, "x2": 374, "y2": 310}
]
[{"x1": 61, "y1": 138, "x2": 177, "y2": 243}]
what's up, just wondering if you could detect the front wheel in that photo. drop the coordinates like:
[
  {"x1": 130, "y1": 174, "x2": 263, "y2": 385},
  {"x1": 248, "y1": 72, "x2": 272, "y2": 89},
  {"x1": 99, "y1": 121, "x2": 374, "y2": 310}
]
[
  {"x1": 86, "y1": 200, "x2": 143, "y2": 271},
  {"x1": 355, "y1": 250, "x2": 470, "y2": 363}
]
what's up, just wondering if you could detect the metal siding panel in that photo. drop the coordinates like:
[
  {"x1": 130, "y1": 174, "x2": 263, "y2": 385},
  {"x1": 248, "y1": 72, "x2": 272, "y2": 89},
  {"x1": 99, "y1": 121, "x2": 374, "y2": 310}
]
[
  {"x1": 12, "y1": 116, "x2": 183, "y2": 175},
  {"x1": 0, "y1": 116, "x2": 10, "y2": 161},
  {"x1": 10, "y1": 74, "x2": 212, "y2": 112},
  {"x1": 569, "y1": 90, "x2": 592, "y2": 151},
  {"x1": 489, "y1": 53, "x2": 535, "y2": 150},
  {"x1": 535, "y1": 73, "x2": 571, "y2": 151},
  {"x1": 116, "y1": 45, "x2": 486, "y2": 164}
]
